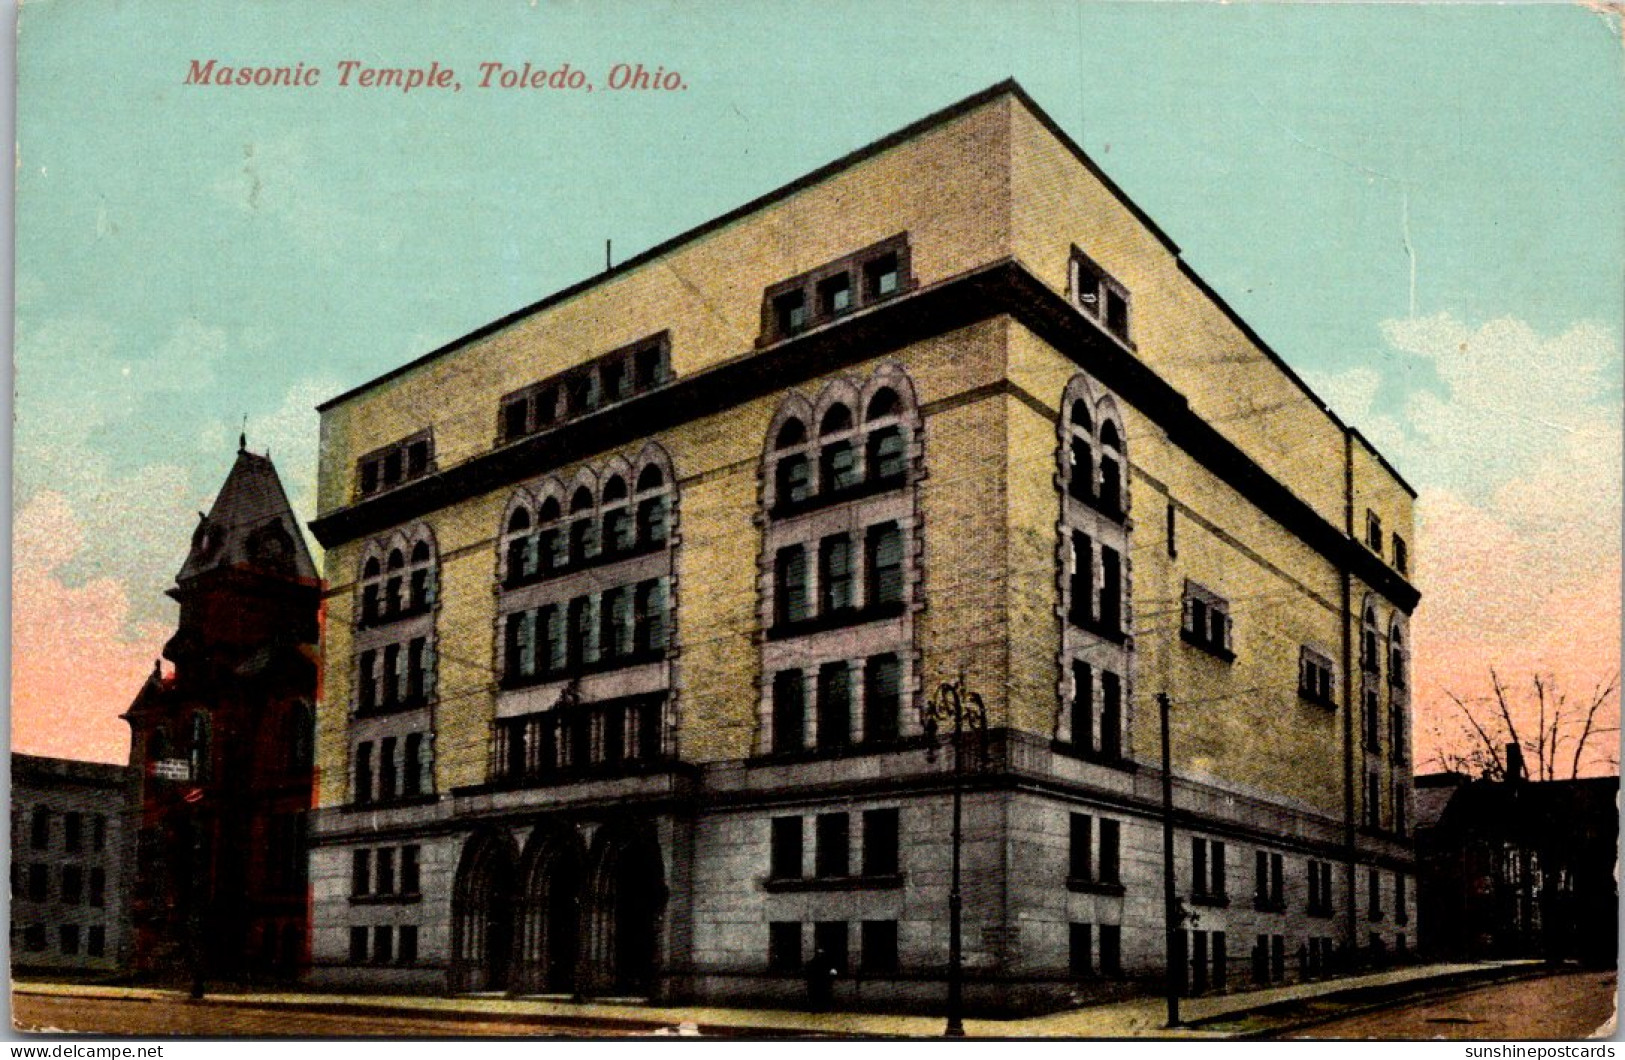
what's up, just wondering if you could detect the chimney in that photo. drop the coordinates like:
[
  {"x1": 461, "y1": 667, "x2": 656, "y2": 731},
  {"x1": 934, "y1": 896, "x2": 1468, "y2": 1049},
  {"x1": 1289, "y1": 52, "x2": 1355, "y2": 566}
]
[{"x1": 1506, "y1": 743, "x2": 1526, "y2": 784}]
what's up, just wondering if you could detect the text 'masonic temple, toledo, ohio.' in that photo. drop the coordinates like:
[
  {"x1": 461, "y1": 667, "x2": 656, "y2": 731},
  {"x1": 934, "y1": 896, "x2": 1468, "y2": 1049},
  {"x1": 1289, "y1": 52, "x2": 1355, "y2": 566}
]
[{"x1": 305, "y1": 81, "x2": 1418, "y2": 1011}]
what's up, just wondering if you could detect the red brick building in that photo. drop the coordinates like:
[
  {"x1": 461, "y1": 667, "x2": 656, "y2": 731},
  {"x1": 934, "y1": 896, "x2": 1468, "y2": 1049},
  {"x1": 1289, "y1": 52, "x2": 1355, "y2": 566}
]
[{"x1": 123, "y1": 438, "x2": 322, "y2": 983}]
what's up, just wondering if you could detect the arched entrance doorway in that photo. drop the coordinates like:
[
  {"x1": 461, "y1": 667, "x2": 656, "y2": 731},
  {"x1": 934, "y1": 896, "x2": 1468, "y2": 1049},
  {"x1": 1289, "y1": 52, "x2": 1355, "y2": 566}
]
[
  {"x1": 515, "y1": 830, "x2": 586, "y2": 995},
  {"x1": 582, "y1": 826, "x2": 667, "y2": 997},
  {"x1": 450, "y1": 832, "x2": 517, "y2": 993}
]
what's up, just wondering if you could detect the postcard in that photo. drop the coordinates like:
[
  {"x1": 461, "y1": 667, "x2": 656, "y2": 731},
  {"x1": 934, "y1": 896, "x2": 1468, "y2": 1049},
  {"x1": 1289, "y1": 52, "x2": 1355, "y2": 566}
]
[{"x1": 11, "y1": 0, "x2": 1620, "y2": 1044}]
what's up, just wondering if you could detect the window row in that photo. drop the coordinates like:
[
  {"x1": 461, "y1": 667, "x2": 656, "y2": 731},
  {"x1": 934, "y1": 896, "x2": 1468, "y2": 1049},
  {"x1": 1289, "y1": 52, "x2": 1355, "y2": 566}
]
[
  {"x1": 503, "y1": 474, "x2": 670, "y2": 587},
  {"x1": 1307, "y1": 859, "x2": 1336, "y2": 917},
  {"x1": 495, "y1": 693, "x2": 667, "y2": 786},
  {"x1": 1069, "y1": 922, "x2": 1124, "y2": 979},
  {"x1": 1067, "y1": 813, "x2": 1123, "y2": 892},
  {"x1": 767, "y1": 919, "x2": 898, "y2": 975},
  {"x1": 772, "y1": 524, "x2": 905, "y2": 632},
  {"x1": 1363, "y1": 771, "x2": 1410, "y2": 835},
  {"x1": 1364, "y1": 510, "x2": 1411, "y2": 578},
  {"x1": 357, "y1": 638, "x2": 434, "y2": 715},
  {"x1": 1254, "y1": 851, "x2": 1285, "y2": 912},
  {"x1": 1066, "y1": 662, "x2": 1124, "y2": 761},
  {"x1": 760, "y1": 235, "x2": 910, "y2": 346},
  {"x1": 500, "y1": 332, "x2": 672, "y2": 444},
  {"x1": 354, "y1": 733, "x2": 433, "y2": 806},
  {"x1": 500, "y1": 580, "x2": 671, "y2": 687},
  {"x1": 768, "y1": 808, "x2": 900, "y2": 881},
  {"x1": 770, "y1": 655, "x2": 904, "y2": 755},
  {"x1": 14, "y1": 923, "x2": 107, "y2": 958},
  {"x1": 1299, "y1": 648, "x2": 1335, "y2": 708},
  {"x1": 1070, "y1": 247, "x2": 1131, "y2": 343},
  {"x1": 348, "y1": 923, "x2": 420, "y2": 966},
  {"x1": 770, "y1": 401, "x2": 909, "y2": 515},
  {"x1": 1180, "y1": 583, "x2": 1232, "y2": 660},
  {"x1": 357, "y1": 432, "x2": 433, "y2": 498},
  {"x1": 23, "y1": 808, "x2": 108, "y2": 854},
  {"x1": 351, "y1": 845, "x2": 422, "y2": 899},
  {"x1": 1360, "y1": 606, "x2": 1409, "y2": 689},
  {"x1": 11, "y1": 864, "x2": 106, "y2": 906},
  {"x1": 1363, "y1": 689, "x2": 1409, "y2": 760},
  {"x1": 1067, "y1": 532, "x2": 1124, "y2": 638},
  {"x1": 359, "y1": 541, "x2": 435, "y2": 626}
]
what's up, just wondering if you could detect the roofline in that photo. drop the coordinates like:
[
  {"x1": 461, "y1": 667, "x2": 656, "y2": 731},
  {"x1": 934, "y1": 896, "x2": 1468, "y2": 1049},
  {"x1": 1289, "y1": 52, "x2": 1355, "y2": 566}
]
[{"x1": 313, "y1": 78, "x2": 1417, "y2": 498}]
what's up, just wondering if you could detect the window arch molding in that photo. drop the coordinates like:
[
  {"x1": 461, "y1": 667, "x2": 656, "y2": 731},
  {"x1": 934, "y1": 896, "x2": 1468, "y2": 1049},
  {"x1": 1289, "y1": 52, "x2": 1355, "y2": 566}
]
[
  {"x1": 762, "y1": 393, "x2": 817, "y2": 512},
  {"x1": 358, "y1": 524, "x2": 440, "y2": 626}
]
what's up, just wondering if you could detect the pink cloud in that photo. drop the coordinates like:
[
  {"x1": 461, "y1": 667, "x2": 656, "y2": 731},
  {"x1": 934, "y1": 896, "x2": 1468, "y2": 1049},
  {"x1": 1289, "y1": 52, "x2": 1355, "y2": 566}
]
[{"x1": 11, "y1": 492, "x2": 167, "y2": 765}]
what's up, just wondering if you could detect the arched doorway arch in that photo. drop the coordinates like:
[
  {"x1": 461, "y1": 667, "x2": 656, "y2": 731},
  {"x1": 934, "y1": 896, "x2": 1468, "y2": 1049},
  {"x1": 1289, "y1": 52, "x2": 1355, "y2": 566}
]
[
  {"x1": 515, "y1": 827, "x2": 588, "y2": 995},
  {"x1": 449, "y1": 830, "x2": 518, "y2": 993},
  {"x1": 582, "y1": 824, "x2": 667, "y2": 997}
]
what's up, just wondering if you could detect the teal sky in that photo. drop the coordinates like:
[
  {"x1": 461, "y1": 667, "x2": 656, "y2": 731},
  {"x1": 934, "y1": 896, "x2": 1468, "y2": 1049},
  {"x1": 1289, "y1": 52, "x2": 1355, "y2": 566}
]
[{"x1": 13, "y1": 1, "x2": 1624, "y2": 764}]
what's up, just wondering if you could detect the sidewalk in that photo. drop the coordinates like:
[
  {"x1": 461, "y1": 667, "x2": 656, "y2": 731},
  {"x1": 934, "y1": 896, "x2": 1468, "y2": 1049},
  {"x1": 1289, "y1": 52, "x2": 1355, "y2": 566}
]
[{"x1": 13, "y1": 961, "x2": 1545, "y2": 1038}]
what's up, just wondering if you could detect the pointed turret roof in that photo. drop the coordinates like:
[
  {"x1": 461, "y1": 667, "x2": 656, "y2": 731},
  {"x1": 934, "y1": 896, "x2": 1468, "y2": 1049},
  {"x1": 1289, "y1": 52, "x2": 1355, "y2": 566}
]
[{"x1": 176, "y1": 441, "x2": 318, "y2": 584}]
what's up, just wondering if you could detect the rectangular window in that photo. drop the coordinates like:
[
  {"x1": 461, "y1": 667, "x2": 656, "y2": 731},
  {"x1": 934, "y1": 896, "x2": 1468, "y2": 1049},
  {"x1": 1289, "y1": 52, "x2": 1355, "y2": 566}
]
[
  {"x1": 775, "y1": 546, "x2": 809, "y2": 626},
  {"x1": 1366, "y1": 511, "x2": 1383, "y2": 554},
  {"x1": 1070, "y1": 435, "x2": 1095, "y2": 502},
  {"x1": 406, "y1": 638, "x2": 426, "y2": 701},
  {"x1": 776, "y1": 454, "x2": 812, "y2": 507},
  {"x1": 1395, "y1": 873, "x2": 1409, "y2": 926},
  {"x1": 1368, "y1": 867, "x2": 1383, "y2": 920},
  {"x1": 600, "y1": 356, "x2": 628, "y2": 404},
  {"x1": 402, "y1": 845, "x2": 421, "y2": 895},
  {"x1": 769, "y1": 921, "x2": 802, "y2": 972},
  {"x1": 370, "y1": 848, "x2": 392, "y2": 896},
  {"x1": 355, "y1": 742, "x2": 374, "y2": 805},
  {"x1": 819, "y1": 534, "x2": 854, "y2": 614},
  {"x1": 818, "y1": 273, "x2": 853, "y2": 316},
  {"x1": 816, "y1": 662, "x2": 851, "y2": 750},
  {"x1": 352, "y1": 849, "x2": 371, "y2": 896},
  {"x1": 1072, "y1": 248, "x2": 1130, "y2": 341},
  {"x1": 382, "y1": 644, "x2": 401, "y2": 707},
  {"x1": 1181, "y1": 582, "x2": 1233, "y2": 659},
  {"x1": 359, "y1": 650, "x2": 378, "y2": 712},
  {"x1": 379, "y1": 736, "x2": 398, "y2": 801},
  {"x1": 864, "y1": 252, "x2": 900, "y2": 298},
  {"x1": 633, "y1": 343, "x2": 667, "y2": 391},
  {"x1": 774, "y1": 290, "x2": 807, "y2": 336},
  {"x1": 863, "y1": 654, "x2": 901, "y2": 745},
  {"x1": 64, "y1": 812, "x2": 82, "y2": 853},
  {"x1": 1070, "y1": 922, "x2": 1093, "y2": 977},
  {"x1": 28, "y1": 864, "x2": 47, "y2": 903},
  {"x1": 88, "y1": 868, "x2": 105, "y2": 907},
  {"x1": 373, "y1": 925, "x2": 393, "y2": 964},
  {"x1": 60, "y1": 924, "x2": 80, "y2": 956},
  {"x1": 1300, "y1": 648, "x2": 1335, "y2": 706},
  {"x1": 865, "y1": 522, "x2": 904, "y2": 607},
  {"x1": 1070, "y1": 813, "x2": 1093, "y2": 881},
  {"x1": 349, "y1": 926, "x2": 367, "y2": 962},
  {"x1": 770, "y1": 817, "x2": 803, "y2": 879},
  {"x1": 860, "y1": 920, "x2": 898, "y2": 974},
  {"x1": 1166, "y1": 502, "x2": 1177, "y2": 558},
  {"x1": 1069, "y1": 532, "x2": 1094, "y2": 625},
  {"x1": 601, "y1": 586, "x2": 634, "y2": 661},
  {"x1": 28, "y1": 807, "x2": 48, "y2": 850},
  {"x1": 1393, "y1": 534, "x2": 1409, "y2": 576},
  {"x1": 815, "y1": 813, "x2": 850, "y2": 878},
  {"x1": 1100, "y1": 671, "x2": 1122, "y2": 759},
  {"x1": 868, "y1": 427, "x2": 905, "y2": 483},
  {"x1": 1193, "y1": 838, "x2": 1226, "y2": 901},
  {"x1": 61, "y1": 865, "x2": 83, "y2": 905},
  {"x1": 404, "y1": 732, "x2": 425, "y2": 797},
  {"x1": 1100, "y1": 924, "x2": 1122, "y2": 977},
  {"x1": 360, "y1": 460, "x2": 380, "y2": 495},
  {"x1": 633, "y1": 579, "x2": 668, "y2": 654},
  {"x1": 862, "y1": 808, "x2": 900, "y2": 877},
  {"x1": 399, "y1": 925, "x2": 419, "y2": 965},
  {"x1": 772, "y1": 670, "x2": 805, "y2": 754},
  {"x1": 1255, "y1": 851, "x2": 1284, "y2": 909},
  {"x1": 1071, "y1": 661, "x2": 1094, "y2": 751},
  {"x1": 813, "y1": 921, "x2": 849, "y2": 974},
  {"x1": 93, "y1": 815, "x2": 106, "y2": 853},
  {"x1": 1100, "y1": 819, "x2": 1121, "y2": 885},
  {"x1": 88, "y1": 925, "x2": 106, "y2": 958},
  {"x1": 502, "y1": 397, "x2": 529, "y2": 441}
]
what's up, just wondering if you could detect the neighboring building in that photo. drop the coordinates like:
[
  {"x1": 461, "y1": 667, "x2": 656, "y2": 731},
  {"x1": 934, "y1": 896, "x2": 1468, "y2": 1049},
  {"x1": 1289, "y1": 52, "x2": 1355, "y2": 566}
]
[
  {"x1": 306, "y1": 81, "x2": 1419, "y2": 1012},
  {"x1": 11, "y1": 754, "x2": 135, "y2": 975},
  {"x1": 122, "y1": 439, "x2": 321, "y2": 983},
  {"x1": 1416, "y1": 766, "x2": 1618, "y2": 967}
]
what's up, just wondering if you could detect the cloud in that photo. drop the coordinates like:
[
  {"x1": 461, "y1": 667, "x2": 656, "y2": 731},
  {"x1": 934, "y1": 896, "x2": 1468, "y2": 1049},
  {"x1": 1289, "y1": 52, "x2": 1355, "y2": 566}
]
[
  {"x1": 1334, "y1": 314, "x2": 1624, "y2": 776},
  {"x1": 11, "y1": 492, "x2": 168, "y2": 765}
]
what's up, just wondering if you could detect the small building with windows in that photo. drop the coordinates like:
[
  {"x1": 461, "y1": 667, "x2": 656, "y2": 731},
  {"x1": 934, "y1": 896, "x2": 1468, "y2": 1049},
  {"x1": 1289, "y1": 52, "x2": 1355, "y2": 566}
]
[
  {"x1": 11, "y1": 754, "x2": 135, "y2": 975},
  {"x1": 122, "y1": 438, "x2": 322, "y2": 983},
  {"x1": 306, "y1": 81, "x2": 1418, "y2": 1012}
]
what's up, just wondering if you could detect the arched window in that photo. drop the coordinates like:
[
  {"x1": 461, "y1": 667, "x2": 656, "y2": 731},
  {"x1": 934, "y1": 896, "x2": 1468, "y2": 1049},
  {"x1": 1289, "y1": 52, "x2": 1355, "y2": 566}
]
[
  {"x1": 1098, "y1": 419, "x2": 1124, "y2": 516},
  {"x1": 188, "y1": 712, "x2": 211, "y2": 782},
  {"x1": 360, "y1": 556, "x2": 382, "y2": 625},
  {"x1": 1361, "y1": 605, "x2": 1380, "y2": 673},
  {"x1": 820, "y1": 404, "x2": 853, "y2": 435},
  {"x1": 504, "y1": 506, "x2": 534, "y2": 586},
  {"x1": 1067, "y1": 400, "x2": 1095, "y2": 502},
  {"x1": 819, "y1": 405, "x2": 858, "y2": 495},
  {"x1": 635, "y1": 464, "x2": 671, "y2": 548},
  {"x1": 602, "y1": 476, "x2": 632, "y2": 557},
  {"x1": 408, "y1": 540, "x2": 434, "y2": 611},
  {"x1": 1389, "y1": 625, "x2": 1407, "y2": 690},
  {"x1": 385, "y1": 549, "x2": 406, "y2": 618},
  {"x1": 866, "y1": 388, "x2": 900, "y2": 421}
]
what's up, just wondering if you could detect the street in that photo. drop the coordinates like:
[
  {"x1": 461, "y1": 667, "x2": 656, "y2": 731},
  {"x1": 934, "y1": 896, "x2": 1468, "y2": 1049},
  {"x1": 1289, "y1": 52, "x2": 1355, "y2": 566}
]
[
  {"x1": 1288, "y1": 970, "x2": 1617, "y2": 1041},
  {"x1": 11, "y1": 993, "x2": 661, "y2": 1038}
]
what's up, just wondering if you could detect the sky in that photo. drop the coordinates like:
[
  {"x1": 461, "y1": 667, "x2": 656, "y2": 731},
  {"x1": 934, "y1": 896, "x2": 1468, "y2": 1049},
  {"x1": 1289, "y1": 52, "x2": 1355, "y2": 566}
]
[{"x1": 12, "y1": 1, "x2": 1622, "y2": 773}]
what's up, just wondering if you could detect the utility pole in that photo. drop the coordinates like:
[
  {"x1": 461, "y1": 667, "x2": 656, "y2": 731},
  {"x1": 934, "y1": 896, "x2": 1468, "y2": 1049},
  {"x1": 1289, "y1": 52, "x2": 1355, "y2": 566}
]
[
  {"x1": 1158, "y1": 691, "x2": 1181, "y2": 1028},
  {"x1": 920, "y1": 674, "x2": 988, "y2": 1038}
]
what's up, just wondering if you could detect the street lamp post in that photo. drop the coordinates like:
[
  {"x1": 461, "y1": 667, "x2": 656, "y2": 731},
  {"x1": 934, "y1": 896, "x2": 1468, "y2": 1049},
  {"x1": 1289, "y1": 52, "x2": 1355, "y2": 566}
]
[{"x1": 919, "y1": 673, "x2": 989, "y2": 1038}]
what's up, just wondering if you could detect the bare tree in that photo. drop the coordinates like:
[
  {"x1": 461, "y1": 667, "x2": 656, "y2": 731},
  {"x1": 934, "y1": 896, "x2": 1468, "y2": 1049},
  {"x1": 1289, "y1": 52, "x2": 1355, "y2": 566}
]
[{"x1": 1427, "y1": 669, "x2": 1619, "y2": 781}]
